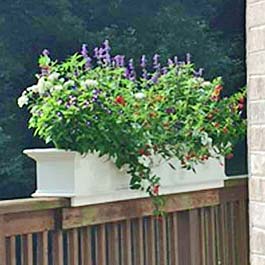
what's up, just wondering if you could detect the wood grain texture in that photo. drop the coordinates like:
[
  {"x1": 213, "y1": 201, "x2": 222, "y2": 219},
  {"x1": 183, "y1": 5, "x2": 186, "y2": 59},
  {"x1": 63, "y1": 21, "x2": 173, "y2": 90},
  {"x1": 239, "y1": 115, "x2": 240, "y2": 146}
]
[
  {"x1": 37, "y1": 231, "x2": 49, "y2": 265},
  {"x1": 53, "y1": 230, "x2": 64, "y2": 265},
  {"x1": 21, "y1": 234, "x2": 33, "y2": 265},
  {"x1": 6, "y1": 236, "x2": 15, "y2": 265},
  {"x1": 121, "y1": 220, "x2": 132, "y2": 265},
  {"x1": 80, "y1": 226, "x2": 92, "y2": 265},
  {"x1": 67, "y1": 229, "x2": 79, "y2": 265}
]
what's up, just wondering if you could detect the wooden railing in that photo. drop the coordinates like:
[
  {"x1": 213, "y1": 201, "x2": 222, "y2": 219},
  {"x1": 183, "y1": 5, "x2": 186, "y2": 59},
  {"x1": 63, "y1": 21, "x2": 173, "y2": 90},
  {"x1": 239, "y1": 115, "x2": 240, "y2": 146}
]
[{"x1": 0, "y1": 178, "x2": 249, "y2": 265}]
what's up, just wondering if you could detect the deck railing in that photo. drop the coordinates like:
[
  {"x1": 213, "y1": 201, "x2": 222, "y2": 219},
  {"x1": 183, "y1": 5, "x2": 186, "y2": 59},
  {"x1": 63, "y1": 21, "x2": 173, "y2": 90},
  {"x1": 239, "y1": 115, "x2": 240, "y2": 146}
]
[{"x1": 0, "y1": 178, "x2": 249, "y2": 265}]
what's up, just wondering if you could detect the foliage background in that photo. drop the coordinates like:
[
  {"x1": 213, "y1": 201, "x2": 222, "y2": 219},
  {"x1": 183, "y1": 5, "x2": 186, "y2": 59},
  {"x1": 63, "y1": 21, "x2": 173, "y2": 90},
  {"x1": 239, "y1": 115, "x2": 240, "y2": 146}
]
[{"x1": 0, "y1": 0, "x2": 246, "y2": 199}]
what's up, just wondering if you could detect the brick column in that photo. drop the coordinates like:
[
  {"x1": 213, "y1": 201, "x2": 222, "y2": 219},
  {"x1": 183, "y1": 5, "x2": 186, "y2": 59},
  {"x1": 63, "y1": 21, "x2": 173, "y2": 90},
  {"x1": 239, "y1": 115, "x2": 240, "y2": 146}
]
[{"x1": 247, "y1": 1, "x2": 265, "y2": 264}]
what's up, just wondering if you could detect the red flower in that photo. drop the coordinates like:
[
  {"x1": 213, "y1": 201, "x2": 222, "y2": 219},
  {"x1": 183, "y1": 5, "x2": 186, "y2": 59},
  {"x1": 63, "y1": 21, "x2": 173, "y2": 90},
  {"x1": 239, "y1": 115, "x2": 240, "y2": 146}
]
[
  {"x1": 226, "y1": 153, "x2": 234, "y2": 160},
  {"x1": 238, "y1": 103, "x2": 244, "y2": 110},
  {"x1": 138, "y1": 148, "x2": 145, "y2": 155},
  {"x1": 223, "y1": 127, "x2": 228, "y2": 134},
  {"x1": 214, "y1": 122, "x2": 220, "y2": 128},
  {"x1": 115, "y1": 95, "x2": 126, "y2": 106},
  {"x1": 152, "y1": 184, "x2": 160, "y2": 196},
  {"x1": 239, "y1": 97, "x2": 245, "y2": 104}
]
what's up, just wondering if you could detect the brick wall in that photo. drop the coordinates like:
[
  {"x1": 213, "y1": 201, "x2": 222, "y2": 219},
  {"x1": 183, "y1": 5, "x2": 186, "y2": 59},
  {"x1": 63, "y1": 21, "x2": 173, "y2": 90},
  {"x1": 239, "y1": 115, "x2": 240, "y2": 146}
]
[{"x1": 247, "y1": 0, "x2": 265, "y2": 264}]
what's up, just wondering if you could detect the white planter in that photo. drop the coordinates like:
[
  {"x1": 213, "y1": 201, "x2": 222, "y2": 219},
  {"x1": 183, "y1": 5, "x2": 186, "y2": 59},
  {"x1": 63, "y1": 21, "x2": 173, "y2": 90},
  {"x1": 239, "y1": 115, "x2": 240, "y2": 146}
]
[{"x1": 24, "y1": 148, "x2": 225, "y2": 206}]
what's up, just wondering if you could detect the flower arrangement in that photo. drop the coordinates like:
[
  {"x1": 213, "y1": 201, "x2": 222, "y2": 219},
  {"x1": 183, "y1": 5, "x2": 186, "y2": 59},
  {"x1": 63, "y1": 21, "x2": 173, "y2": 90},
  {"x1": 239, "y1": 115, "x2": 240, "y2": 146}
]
[{"x1": 18, "y1": 40, "x2": 246, "y2": 213}]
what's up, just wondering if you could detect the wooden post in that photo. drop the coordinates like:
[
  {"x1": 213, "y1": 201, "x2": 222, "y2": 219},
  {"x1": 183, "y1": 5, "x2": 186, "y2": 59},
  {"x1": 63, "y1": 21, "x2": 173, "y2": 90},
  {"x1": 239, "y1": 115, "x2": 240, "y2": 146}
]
[{"x1": 0, "y1": 215, "x2": 6, "y2": 265}]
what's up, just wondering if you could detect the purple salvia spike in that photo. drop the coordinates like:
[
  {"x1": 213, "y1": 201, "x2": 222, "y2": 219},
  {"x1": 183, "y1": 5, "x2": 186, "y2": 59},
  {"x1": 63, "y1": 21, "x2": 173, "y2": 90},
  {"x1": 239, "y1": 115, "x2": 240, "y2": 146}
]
[
  {"x1": 94, "y1": 47, "x2": 99, "y2": 59},
  {"x1": 153, "y1": 54, "x2": 160, "y2": 70},
  {"x1": 85, "y1": 57, "x2": 92, "y2": 70},
  {"x1": 150, "y1": 72, "x2": 160, "y2": 84},
  {"x1": 161, "y1": 67, "x2": 168, "y2": 75},
  {"x1": 81, "y1": 44, "x2": 88, "y2": 57},
  {"x1": 140, "y1": 55, "x2": 147, "y2": 68},
  {"x1": 142, "y1": 69, "x2": 148, "y2": 79},
  {"x1": 42, "y1": 49, "x2": 50, "y2": 56},
  {"x1": 103, "y1": 40, "x2": 111, "y2": 52},
  {"x1": 174, "y1": 56, "x2": 178, "y2": 65},
  {"x1": 168, "y1": 58, "x2": 174, "y2": 67},
  {"x1": 186, "y1": 53, "x2": 191, "y2": 64}
]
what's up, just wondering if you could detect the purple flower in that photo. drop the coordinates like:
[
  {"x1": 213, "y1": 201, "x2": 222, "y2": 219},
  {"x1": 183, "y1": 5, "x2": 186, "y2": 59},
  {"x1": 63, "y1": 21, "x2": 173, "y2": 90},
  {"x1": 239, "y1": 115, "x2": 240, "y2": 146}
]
[
  {"x1": 161, "y1": 67, "x2": 168, "y2": 75},
  {"x1": 114, "y1": 55, "x2": 125, "y2": 67},
  {"x1": 57, "y1": 112, "x2": 62, "y2": 118},
  {"x1": 174, "y1": 56, "x2": 178, "y2": 65},
  {"x1": 153, "y1": 54, "x2": 160, "y2": 70},
  {"x1": 165, "y1": 107, "x2": 176, "y2": 114},
  {"x1": 81, "y1": 44, "x2": 88, "y2": 57},
  {"x1": 140, "y1": 55, "x2": 147, "y2": 68},
  {"x1": 150, "y1": 72, "x2": 160, "y2": 84},
  {"x1": 94, "y1": 47, "x2": 99, "y2": 59},
  {"x1": 168, "y1": 58, "x2": 174, "y2": 67},
  {"x1": 125, "y1": 59, "x2": 136, "y2": 81},
  {"x1": 142, "y1": 69, "x2": 148, "y2": 79},
  {"x1": 186, "y1": 53, "x2": 191, "y2": 64},
  {"x1": 42, "y1": 49, "x2": 50, "y2": 56},
  {"x1": 103, "y1": 40, "x2": 111, "y2": 53}
]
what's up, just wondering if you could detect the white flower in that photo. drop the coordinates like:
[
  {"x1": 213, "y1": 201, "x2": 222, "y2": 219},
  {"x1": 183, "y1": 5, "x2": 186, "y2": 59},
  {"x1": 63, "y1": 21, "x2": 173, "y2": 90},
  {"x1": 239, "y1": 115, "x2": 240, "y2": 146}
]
[
  {"x1": 141, "y1": 179, "x2": 151, "y2": 191},
  {"x1": 26, "y1": 85, "x2": 39, "y2": 93},
  {"x1": 201, "y1": 132, "x2": 213, "y2": 146},
  {"x1": 53, "y1": 85, "x2": 63, "y2": 91},
  {"x1": 37, "y1": 77, "x2": 46, "y2": 95},
  {"x1": 64, "y1": 80, "x2": 75, "y2": 88},
  {"x1": 202, "y1": 81, "x2": 211, "y2": 87},
  {"x1": 47, "y1": 72, "x2": 60, "y2": 82},
  {"x1": 17, "y1": 95, "x2": 29, "y2": 108},
  {"x1": 135, "y1": 92, "x2": 145, "y2": 100},
  {"x1": 84, "y1": 79, "x2": 98, "y2": 87}
]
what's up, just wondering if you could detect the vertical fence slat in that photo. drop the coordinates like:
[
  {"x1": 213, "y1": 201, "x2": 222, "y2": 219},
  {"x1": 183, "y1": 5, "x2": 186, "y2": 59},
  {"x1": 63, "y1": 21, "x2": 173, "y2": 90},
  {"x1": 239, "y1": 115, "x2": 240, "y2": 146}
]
[
  {"x1": 189, "y1": 209, "x2": 201, "y2": 265},
  {"x1": 37, "y1": 231, "x2": 49, "y2": 265},
  {"x1": 200, "y1": 208, "x2": 207, "y2": 265},
  {"x1": 6, "y1": 236, "x2": 16, "y2": 265},
  {"x1": 238, "y1": 199, "x2": 249, "y2": 265},
  {"x1": 121, "y1": 220, "x2": 132, "y2": 265},
  {"x1": 214, "y1": 206, "x2": 222, "y2": 265},
  {"x1": 133, "y1": 218, "x2": 144, "y2": 265},
  {"x1": 21, "y1": 234, "x2": 33, "y2": 265},
  {"x1": 53, "y1": 230, "x2": 64, "y2": 265},
  {"x1": 145, "y1": 217, "x2": 156, "y2": 265},
  {"x1": 221, "y1": 203, "x2": 229, "y2": 265},
  {"x1": 80, "y1": 227, "x2": 92, "y2": 265},
  {"x1": 108, "y1": 223, "x2": 120, "y2": 265},
  {"x1": 158, "y1": 216, "x2": 167, "y2": 265},
  {"x1": 67, "y1": 229, "x2": 79, "y2": 265},
  {"x1": 210, "y1": 207, "x2": 217, "y2": 264},
  {"x1": 96, "y1": 224, "x2": 107, "y2": 265},
  {"x1": 177, "y1": 211, "x2": 191, "y2": 265},
  {"x1": 169, "y1": 213, "x2": 179, "y2": 265}
]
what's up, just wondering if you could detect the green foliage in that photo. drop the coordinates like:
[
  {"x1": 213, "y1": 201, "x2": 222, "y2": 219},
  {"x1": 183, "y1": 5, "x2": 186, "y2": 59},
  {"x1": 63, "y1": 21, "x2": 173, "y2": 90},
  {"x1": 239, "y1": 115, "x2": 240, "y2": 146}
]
[{"x1": 18, "y1": 44, "x2": 246, "y2": 211}]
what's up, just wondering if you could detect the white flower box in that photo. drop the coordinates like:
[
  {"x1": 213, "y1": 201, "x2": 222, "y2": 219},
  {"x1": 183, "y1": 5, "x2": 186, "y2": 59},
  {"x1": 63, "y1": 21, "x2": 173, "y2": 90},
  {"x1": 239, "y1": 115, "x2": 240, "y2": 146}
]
[{"x1": 24, "y1": 148, "x2": 225, "y2": 206}]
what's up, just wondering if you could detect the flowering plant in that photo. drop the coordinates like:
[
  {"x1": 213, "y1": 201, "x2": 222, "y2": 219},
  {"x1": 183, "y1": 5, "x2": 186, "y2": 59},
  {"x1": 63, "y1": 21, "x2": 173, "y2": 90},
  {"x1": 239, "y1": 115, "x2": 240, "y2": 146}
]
[{"x1": 18, "y1": 40, "x2": 246, "y2": 213}]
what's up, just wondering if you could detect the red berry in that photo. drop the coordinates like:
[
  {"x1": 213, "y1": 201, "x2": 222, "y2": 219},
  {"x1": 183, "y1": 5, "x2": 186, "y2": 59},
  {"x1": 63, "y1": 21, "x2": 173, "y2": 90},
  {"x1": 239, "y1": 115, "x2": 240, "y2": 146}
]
[
  {"x1": 239, "y1": 97, "x2": 245, "y2": 104},
  {"x1": 226, "y1": 153, "x2": 234, "y2": 160},
  {"x1": 238, "y1": 103, "x2": 244, "y2": 110},
  {"x1": 152, "y1": 184, "x2": 160, "y2": 196},
  {"x1": 138, "y1": 149, "x2": 145, "y2": 155},
  {"x1": 115, "y1": 95, "x2": 126, "y2": 106}
]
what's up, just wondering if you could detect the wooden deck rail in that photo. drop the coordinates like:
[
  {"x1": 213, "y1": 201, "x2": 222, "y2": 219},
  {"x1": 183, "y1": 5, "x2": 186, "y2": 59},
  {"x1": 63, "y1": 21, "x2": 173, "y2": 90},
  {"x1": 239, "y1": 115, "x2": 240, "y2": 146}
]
[{"x1": 0, "y1": 178, "x2": 249, "y2": 265}]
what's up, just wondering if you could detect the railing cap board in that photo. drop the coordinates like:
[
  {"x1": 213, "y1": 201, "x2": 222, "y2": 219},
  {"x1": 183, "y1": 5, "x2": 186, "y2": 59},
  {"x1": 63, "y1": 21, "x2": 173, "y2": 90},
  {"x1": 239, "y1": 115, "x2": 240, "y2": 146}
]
[
  {"x1": 0, "y1": 197, "x2": 70, "y2": 215},
  {"x1": 0, "y1": 177, "x2": 247, "y2": 216}
]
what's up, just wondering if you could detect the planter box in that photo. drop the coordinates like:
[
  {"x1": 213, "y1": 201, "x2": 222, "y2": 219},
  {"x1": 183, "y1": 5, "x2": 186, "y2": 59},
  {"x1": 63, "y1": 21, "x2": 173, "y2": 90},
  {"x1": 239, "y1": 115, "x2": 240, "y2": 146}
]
[{"x1": 24, "y1": 148, "x2": 225, "y2": 206}]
